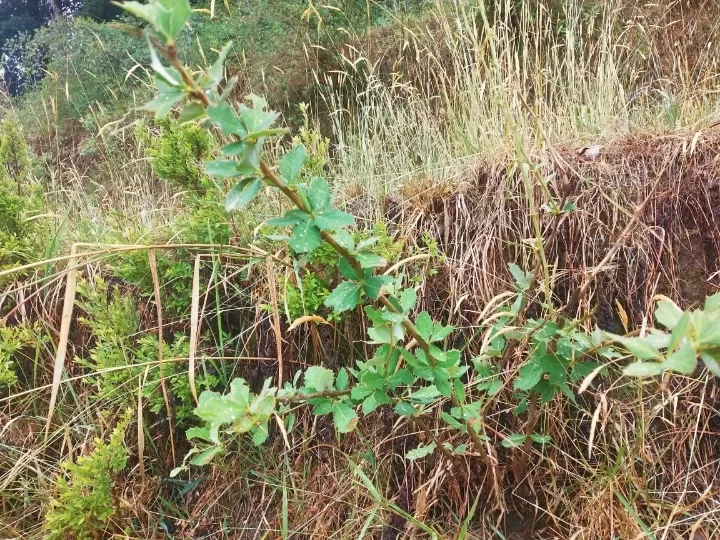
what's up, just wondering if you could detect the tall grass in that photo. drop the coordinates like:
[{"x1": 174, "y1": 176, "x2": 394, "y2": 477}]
[{"x1": 323, "y1": 0, "x2": 720, "y2": 201}]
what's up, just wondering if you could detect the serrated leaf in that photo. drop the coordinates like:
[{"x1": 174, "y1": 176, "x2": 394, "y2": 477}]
[
  {"x1": 324, "y1": 281, "x2": 362, "y2": 313},
  {"x1": 304, "y1": 366, "x2": 334, "y2": 391},
  {"x1": 147, "y1": 39, "x2": 180, "y2": 85},
  {"x1": 239, "y1": 99, "x2": 280, "y2": 138},
  {"x1": 333, "y1": 229, "x2": 355, "y2": 250},
  {"x1": 143, "y1": 77, "x2": 185, "y2": 118},
  {"x1": 225, "y1": 178, "x2": 262, "y2": 211},
  {"x1": 307, "y1": 177, "x2": 332, "y2": 212},
  {"x1": 415, "y1": 312, "x2": 433, "y2": 341},
  {"x1": 186, "y1": 426, "x2": 212, "y2": 442},
  {"x1": 120, "y1": 0, "x2": 191, "y2": 42},
  {"x1": 178, "y1": 102, "x2": 206, "y2": 123},
  {"x1": 530, "y1": 433, "x2": 552, "y2": 444},
  {"x1": 356, "y1": 252, "x2": 386, "y2": 268},
  {"x1": 364, "y1": 275, "x2": 393, "y2": 300},
  {"x1": 406, "y1": 442, "x2": 436, "y2": 460},
  {"x1": 501, "y1": 433, "x2": 528, "y2": 448},
  {"x1": 399, "y1": 288, "x2": 417, "y2": 313},
  {"x1": 279, "y1": 144, "x2": 307, "y2": 183},
  {"x1": 336, "y1": 367, "x2": 349, "y2": 391},
  {"x1": 190, "y1": 446, "x2": 224, "y2": 466},
  {"x1": 339, "y1": 258, "x2": 361, "y2": 280},
  {"x1": 289, "y1": 221, "x2": 322, "y2": 253},
  {"x1": 332, "y1": 402, "x2": 358, "y2": 433},
  {"x1": 509, "y1": 263, "x2": 532, "y2": 290},
  {"x1": 623, "y1": 361, "x2": 665, "y2": 377},
  {"x1": 610, "y1": 334, "x2": 663, "y2": 360},
  {"x1": 311, "y1": 397, "x2": 333, "y2": 415},
  {"x1": 514, "y1": 361, "x2": 543, "y2": 391},
  {"x1": 362, "y1": 393, "x2": 379, "y2": 414},
  {"x1": 394, "y1": 401, "x2": 416, "y2": 417},
  {"x1": 195, "y1": 391, "x2": 234, "y2": 425},
  {"x1": 314, "y1": 209, "x2": 355, "y2": 231},
  {"x1": 655, "y1": 300, "x2": 683, "y2": 330},
  {"x1": 208, "y1": 41, "x2": 233, "y2": 87},
  {"x1": 660, "y1": 342, "x2": 696, "y2": 374},
  {"x1": 207, "y1": 102, "x2": 247, "y2": 137},
  {"x1": 431, "y1": 322, "x2": 454, "y2": 343},
  {"x1": 265, "y1": 213, "x2": 305, "y2": 227},
  {"x1": 251, "y1": 423, "x2": 269, "y2": 445}
]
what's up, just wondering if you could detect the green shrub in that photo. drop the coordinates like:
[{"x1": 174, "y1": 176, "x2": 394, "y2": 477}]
[
  {"x1": 137, "y1": 119, "x2": 214, "y2": 191},
  {"x1": 45, "y1": 411, "x2": 132, "y2": 540},
  {"x1": 0, "y1": 115, "x2": 45, "y2": 274},
  {"x1": 0, "y1": 322, "x2": 44, "y2": 390},
  {"x1": 75, "y1": 277, "x2": 216, "y2": 422}
]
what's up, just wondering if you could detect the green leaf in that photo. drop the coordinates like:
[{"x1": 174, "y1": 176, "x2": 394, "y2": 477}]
[
  {"x1": 304, "y1": 366, "x2": 335, "y2": 391},
  {"x1": 289, "y1": 221, "x2": 322, "y2": 253},
  {"x1": 147, "y1": 39, "x2": 180, "y2": 85},
  {"x1": 252, "y1": 423, "x2": 269, "y2": 445},
  {"x1": 143, "y1": 78, "x2": 185, "y2": 119},
  {"x1": 339, "y1": 258, "x2": 362, "y2": 280},
  {"x1": 704, "y1": 293, "x2": 720, "y2": 312},
  {"x1": 355, "y1": 252, "x2": 386, "y2": 269},
  {"x1": 530, "y1": 433, "x2": 552, "y2": 444},
  {"x1": 219, "y1": 142, "x2": 260, "y2": 170},
  {"x1": 509, "y1": 263, "x2": 533, "y2": 290},
  {"x1": 655, "y1": 300, "x2": 683, "y2": 330},
  {"x1": 364, "y1": 275, "x2": 394, "y2": 300},
  {"x1": 311, "y1": 397, "x2": 333, "y2": 415},
  {"x1": 440, "y1": 412, "x2": 463, "y2": 429},
  {"x1": 195, "y1": 391, "x2": 235, "y2": 425},
  {"x1": 189, "y1": 446, "x2": 224, "y2": 466},
  {"x1": 314, "y1": 209, "x2": 355, "y2": 231},
  {"x1": 206, "y1": 160, "x2": 246, "y2": 178},
  {"x1": 668, "y1": 312, "x2": 691, "y2": 352},
  {"x1": 362, "y1": 393, "x2": 380, "y2": 415},
  {"x1": 660, "y1": 342, "x2": 697, "y2": 374},
  {"x1": 225, "y1": 178, "x2": 262, "y2": 211},
  {"x1": 265, "y1": 212, "x2": 306, "y2": 227},
  {"x1": 208, "y1": 41, "x2": 233, "y2": 87},
  {"x1": 333, "y1": 230, "x2": 355, "y2": 251},
  {"x1": 415, "y1": 312, "x2": 433, "y2": 341},
  {"x1": 324, "y1": 281, "x2": 362, "y2": 313},
  {"x1": 119, "y1": 0, "x2": 191, "y2": 42},
  {"x1": 307, "y1": 178, "x2": 332, "y2": 212},
  {"x1": 453, "y1": 379, "x2": 466, "y2": 403},
  {"x1": 207, "y1": 102, "x2": 247, "y2": 137},
  {"x1": 185, "y1": 426, "x2": 213, "y2": 442},
  {"x1": 239, "y1": 97, "x2": 281, "y2": 139},
  {"x1": 501, "y1": 433, "x2": 528, "y2": 448},
  {"x1": 406, "y1": 442, "x2": 436, "y2": 460},
  {"x1": 178, "y1": 102, "x2": 206, "y2": 124},
  {"x1": 394, "y1": 401, "x2": 416, "y2": 417},
  {"x1": 332, "y1": 402, "x2": 358, "y2": 433},
  {"x1": 279, "y1": 144, "x2": 307, "y2": 183},
  {"x1": 431, "y1": 322, "x2": 454, "y2": 343},
  {"x1": 336, "y1": 368, "x2": 349, "y2": 391},
  {"x1": 700, "y1": 351, "x2": 720, "y2": 377},
  {"x1": 514, "y1": 362, "x2": 543, "y2": 391},
  {"x1": 623, "y1": 361, "x2": 665, "y2": 377},
  {"x1": 610, "y1": 335, "x2": 663, "y2": 361},
  {"x1": 399, "y1": 288, "x2": 417, "y2": 313}
]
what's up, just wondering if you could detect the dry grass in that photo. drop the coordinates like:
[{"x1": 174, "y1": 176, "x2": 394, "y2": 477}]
[{"x1": 2, "y1": 0, "x2": 720, "y2": 538}]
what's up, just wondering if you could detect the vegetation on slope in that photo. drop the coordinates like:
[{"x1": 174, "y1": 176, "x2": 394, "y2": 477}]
[{"x1": 1, "y1": 1, "x2": 720, "y2": 538}]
